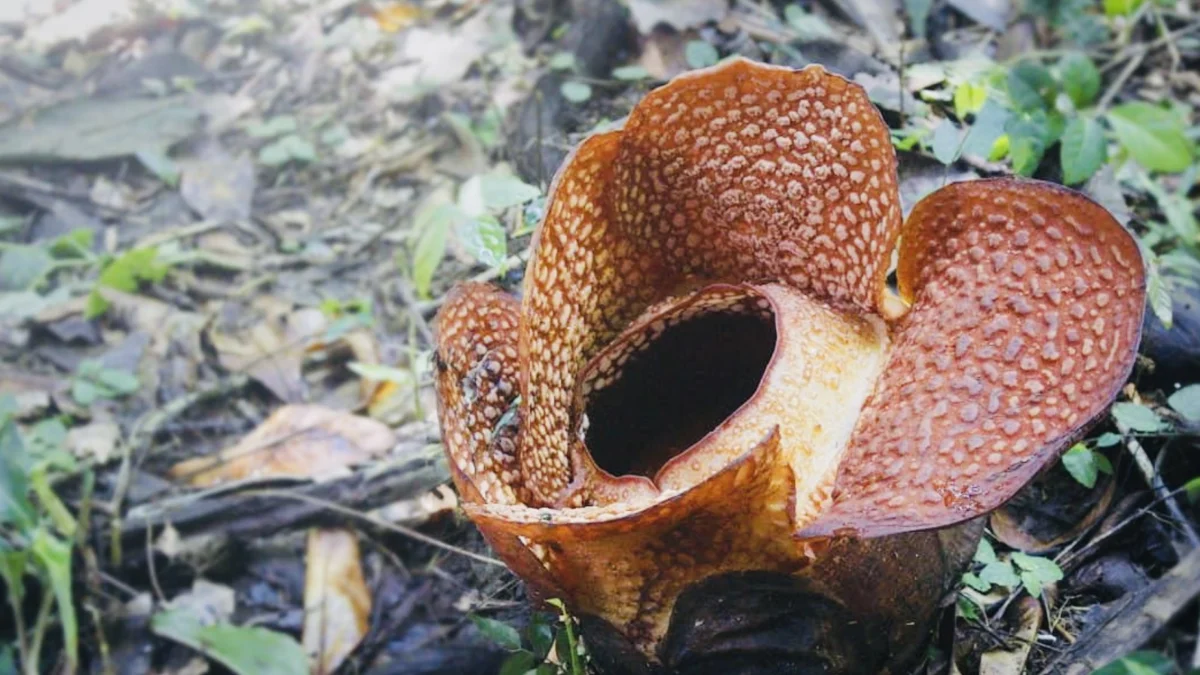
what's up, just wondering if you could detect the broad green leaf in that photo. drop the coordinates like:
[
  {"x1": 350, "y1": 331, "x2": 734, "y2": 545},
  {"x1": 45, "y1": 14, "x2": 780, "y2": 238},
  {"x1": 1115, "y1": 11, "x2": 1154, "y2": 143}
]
[
  {"x1": 1062, "y1": 444, "x2": 1111, "y2": 488},
  {"x1": 1168, "y1": 385, "x2": 1200, "y2": 422},
  {"x1": 152, "y1": 609, "x2": 308, "y2": 675},
  {"x1": 0, "y1": 416, "x2": 34, "y2": 532},
  {"x1": 471, "y1": 615, "x2": 522, "y2": 651},
  {"x1": 1095, "y1": 432, "x2": 1122, "y2": 448},
  {"x1": 33, "y1": 529, "x2": 77, "y2": 670},
  {"x1": 49, "y1": 229, "x2": 95, "y2": 259},
  {"x1": 1145, "y1": 256, "x2": 1173, "y2": 329},
  {"x1": 684, "y1": 41, "x2": 719, "y2": 69},
  {"x1": 258, "y1": 139, "x2": 291, "y2": 166},
  {"x1": 1111, "y1": 402, "x2": 1166, "y2": 432},
  {"x1": 1107, "y1": 102, "x2": 1195, "y2": 173},
  {"x1": 612, "y1": 65, "x2": 650, "y2": 81},
  {"x1": 1059, "y1": 52, "x2": 1101, "y2": 108},
  {"x1": 1185, "y1": 476, "x2": 1200, "y2": 503},
  {"x1": 1006, "y1": 114, "x2": 1056, "y2": 176},
  {"x1": 0, "y1": 245, "x2": 53, "y2": 291},
  {"x1": 410, "y1": 203, "x2": 457, "y2": 299},
  {"x1": 979, "y1": 560, "x2": 1020, "y2": 589},
  {"x1": 499, "y1": 651, "x2": 537, "y2": 675},
  {"x1": 1007, "y1": 62, "x2": 1056, "y2": 112},
  {"x1": 560, "y1": 81, "x2": 592, "y2": 103},
  {"x1": 1060, "y1": 116, "x2": 1106, "y2": 185},
  {"x1": 961, "y1": 101, "x2": 1010, "y2": 158},
  {"x1": 528, "y1": 614, "x2": 555, "y2": 659},
  {"x1": 1011, "y1": 551, "x2": 1064, "y2": 596},
  {"x1": 931, "y1": 118, "x2": 962, "y2": 165},
  {"x1": 94, "y1": 366, "x2": 141, "y2": 396},
  {"x1": 31, "y1": 465, "x2": 76, "y2": 538},
  {"x1": 974, "y1": 537, "x2": 997, "y2": 564},
  {"x1": 549, "y1": 52, "x2": 576, "y2": 71},
  {"x1": 71, "y1": 379, "x2": 99, "y2": 406},
  {"x1": 0, "y1": 547, "x2": 27, "y2": 606},
  {"x1": 961, "y1": 572, "x2": 990, "y2": 592},
  {"x1": 1103, "y1": 0, "x2": 1145, "y2": 17},
  {"x1": 953, "y1": 83, "x2": 988, "y2": 118},
  {"x1": 97, "y1": 247, "x2": 168, "y2": 292},
  {"x1": 456, "y1": 216, "x2": 507, "y2": 267}
]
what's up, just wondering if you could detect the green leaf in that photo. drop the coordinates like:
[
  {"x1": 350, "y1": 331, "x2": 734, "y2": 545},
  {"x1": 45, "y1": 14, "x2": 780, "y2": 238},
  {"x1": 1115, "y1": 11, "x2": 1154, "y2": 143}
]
[
  {"x1": 151, "y1": 609, "x2": 308, "y2": 675},
  {"x1": 94, "y1": 366, "x2": 141, "y2": 396},
  {"x1": 548, "y1": 52, "x2": 576, "y2": 71},
  {"x1": 1185, "y1": 476, "x2": 1200, "y2": 503},
  {"x1": 85, "y1": 288, "x2": 110, "y2": 319},
  {"x1": 931, "y1": 118, "x2": 962, "y2": 165},
  {"x1": 1095, "y1": 432, "x2": 1122, "y2": 448},
  {"x1": 346, "y1": 362, "x2": 414, "y2": 386},
  {"x1": 1007, "y1": 62, "x2": 1057, "y2": 112},
  {"x1": 1060, "y1": 116, "x2": 1107, "y2": 185},
  {"x1": 974, "y1": 537, "x2": 997, "y2": 564},
  {"x1": 0, "y1": 547, "x2": 27, "y2": 606},
  {"x1": 560, "y1": 81, "x2": 592, "y2": 103},
  {"x1": 457, "y1": 216, "x2": 507, "y2": 267},
  {"x1": 979, "y1": 560, "x2": 1020, "y2": 589},
  {"x1": 49, "y1": 229, "x2": 95, "y2": 259},
  {"x1": 528, "y1": 614, "x2": 555, "y2": 659},
  {"x1": 471, "y1": 615, "x2": 523, "y2": 651},
  {"x1": 31, "y1": 465, "x2": 76, "y2": 537},
  {"x1": 1168, "y1": 385, "x2": 1200, "y2": 423},
  {"x1": 1011, "y1": 552, "x2": 1063, "y2": 596},
  {"x1": 0, "y1": 245, "x2": 53, "y2": 291},
  {"x1": 136, "y1": 148, "x2": 181, "y2": 186},
  {"x1": 410, "y1": 203, "x2": 457, "y2": 299},
  {"x1": 1107, "y1": 102, "x2": 1195, "y2": 172},
  {"x1": 246, "y1": 115, "x2": 297, "y2": 139},
  {"x1": 1006, "y1": 115, "x2": 1054, "y2": 176},
  {"x1": 961, "y1": 101, "x2": 1009, "y2": 158},
  {"x1": 961, "y1": 572, "x2": 990, "y2": 592},
  {"x1": 1103, "y1": 0, "x2": 1146, "y2": 17},
  {"x1": 97, "y1": 247, "x2": 169, "y2": 292},
  {"x1": 258, "y1": 139, "x2": 291, "y2": 166},
  {"x1": 1146, "y1": 256, "x2": 1173, "y2": 329},
  {"x1": 684, "y1": 40, "x2": 719, "y2": 69},
  {"x1": 1062, "y1": 444, "x2": 1106, "y2": 488},
  {"x1": 784, "y1": 5, "x2": 836, "y2": 40},
  {"x1": 0, "y1": 416, "x2": 34, "y2": 532},
  {"x1": 904, "y1": 0, "x2": 933, "y2": 38},
  {"x1": 1111, "y1": 402, "x2": 1167, "y2": 432},
  {"x1": 1059, "y1": 53, "x2": 1101, "y2": 108},
  {"x1": 612, "y1": 65, "x2": 650, "y2": 81},
  {"x1": 458, "y1": 173, "x2": 541, "y2": 217},
  {"x1": 499, "y1": 651, "x2": 537, "y2": 675},
  {"x1": 954, "y1": 83, "x2": 988, "y2": 118},
  {"x1": 33, "y1": 528, "x2": 77, "y2": 670}
]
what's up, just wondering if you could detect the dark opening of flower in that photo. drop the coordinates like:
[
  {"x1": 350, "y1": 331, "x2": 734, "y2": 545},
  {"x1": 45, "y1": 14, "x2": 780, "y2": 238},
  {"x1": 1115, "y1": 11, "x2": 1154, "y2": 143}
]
[{"x1": 433, "y1": 58, "x2": 1147, "y2": 672}]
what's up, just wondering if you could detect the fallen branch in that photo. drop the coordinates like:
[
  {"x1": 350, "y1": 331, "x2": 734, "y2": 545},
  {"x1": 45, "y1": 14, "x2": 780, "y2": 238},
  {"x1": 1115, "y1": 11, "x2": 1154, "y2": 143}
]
[{"x1": 1037, "y1": 544, "x2": 1200, "y2": 674}]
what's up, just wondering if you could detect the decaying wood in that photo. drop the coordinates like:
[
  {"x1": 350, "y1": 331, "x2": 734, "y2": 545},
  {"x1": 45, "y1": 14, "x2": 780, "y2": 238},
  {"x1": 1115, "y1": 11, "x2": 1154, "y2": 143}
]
[
  {"x1": 1039, "y1": 545, "x2": 1200, "y2": 674},
  {"x1": 116, "y1": 444, "x2": 449, "y2": 546}
]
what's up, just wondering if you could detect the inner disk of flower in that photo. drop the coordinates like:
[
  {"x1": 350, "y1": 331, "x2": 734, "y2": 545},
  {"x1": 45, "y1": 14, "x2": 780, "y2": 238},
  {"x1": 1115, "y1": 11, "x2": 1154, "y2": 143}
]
[{"x1": 582, "y1": 307, "x2": 776, "y2": 479}]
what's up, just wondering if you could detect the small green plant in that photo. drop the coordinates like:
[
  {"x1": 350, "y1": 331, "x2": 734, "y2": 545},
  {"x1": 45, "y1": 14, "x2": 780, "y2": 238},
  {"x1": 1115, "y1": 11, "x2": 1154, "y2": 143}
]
[
  {"x1": 961, "y1": 538, "x2": 1064, "y2": 598},
  {"x1": 1, "y1": 397, "x2": 85, "y2": 675},
  {"x1": 69, "y1": 360, "x2": 142, "y2": 407},
  {"x1": 1062, "y1": 443, "x2": 1114, "y2": 489},
  {"x1": 472, "y1": 598, "x2": 587, "y2": 675}
]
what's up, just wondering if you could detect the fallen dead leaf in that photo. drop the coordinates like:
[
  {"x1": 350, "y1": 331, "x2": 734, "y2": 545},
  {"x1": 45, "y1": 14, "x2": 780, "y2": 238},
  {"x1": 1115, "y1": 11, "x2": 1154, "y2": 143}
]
[
  {"x1": 372, "y1": 484, "x2": 457, "y2": 526},
  {"x1": 371, "y1": 2, "x2": 421, "y2": 32},
  {"x1": 167, "y1": 404, "x2": 395, "y2": 486},
  {"x1": 978, "y1": 596, "x2": 1041, "y2": 675},
  {"x1": 179, "y1": 139, "x2": 257, "y2": 222},
  {"x1": 303, "y1": 528, "x2": 371, "y2": 675},
  {"x1": 65, "y1": 416, "x2": 121, "y2": 464},
  {"x1": 207, "y1": 298, "x2": 328, "y2": 403},
  {"x1": 166, "y1": 579, "x2": 236, "y2": 626}
]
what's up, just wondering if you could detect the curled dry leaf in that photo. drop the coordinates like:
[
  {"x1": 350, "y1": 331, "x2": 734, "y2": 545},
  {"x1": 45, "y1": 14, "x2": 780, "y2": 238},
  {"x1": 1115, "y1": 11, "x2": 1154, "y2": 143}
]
[
  {"x1": 167, "y1": 404, "x2": 395, "y2": 487},
  {"x1": 990, "y1": 461, "x2": 1117, "y2": 554},
  {"x1": 433, "y1": 58, "x2": 1146, "y2": 672},
  {"x1": 978, "y1": 596, "x2": 1043, "y2": 675},
  {"x1": 303, "y1": 528, "x2": 371, "y2": 675},
  {"x1": 372, "y1": 484, "x2": 458, "y2": 526},
  {"x1": 207, "y1": 297, "x2": 328, "y2": 403}
]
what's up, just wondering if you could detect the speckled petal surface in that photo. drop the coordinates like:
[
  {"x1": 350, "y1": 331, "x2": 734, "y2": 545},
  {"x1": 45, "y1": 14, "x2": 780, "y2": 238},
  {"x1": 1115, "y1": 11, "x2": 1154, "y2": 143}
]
[
  {"x1": 801, "y1": 179, "x2": 1146, "y2": 539},
  {"x1": 517, "y1": 58, "x2": 901, "y2": 507}
]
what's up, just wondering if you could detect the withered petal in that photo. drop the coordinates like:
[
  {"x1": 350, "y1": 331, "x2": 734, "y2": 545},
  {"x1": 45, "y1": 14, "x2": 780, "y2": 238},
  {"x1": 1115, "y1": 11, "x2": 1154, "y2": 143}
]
[
  {"x1": 433, "y1": 282, "x2": 523, "y2": 505},
  {"x1": 801, "y1": 178, "x2": 1146, "y2": 539},
  {"x1": 519, "y1": 58, "x2": 901, "y2": 506}
]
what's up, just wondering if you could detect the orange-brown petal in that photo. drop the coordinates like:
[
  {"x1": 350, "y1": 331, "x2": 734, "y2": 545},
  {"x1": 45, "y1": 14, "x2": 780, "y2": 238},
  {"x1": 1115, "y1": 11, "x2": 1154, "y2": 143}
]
[
  {"x1": 466, "y1": 427, "x2": 804, "y2": 657},
  {"x1": 801, "y1": 178, "x2": 1146, "y2": 539},
  {"x1": 518, "y1": 58, "x2": 902, "y2": 506},
  {"x1": 433, "y1": 282, "x2": 523, "y2": 505}
]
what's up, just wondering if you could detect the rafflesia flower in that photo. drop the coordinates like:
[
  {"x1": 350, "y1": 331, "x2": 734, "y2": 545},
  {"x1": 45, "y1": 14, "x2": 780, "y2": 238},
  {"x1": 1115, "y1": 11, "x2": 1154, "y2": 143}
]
[{"x1": 433, "y1": 58, "x2": 1146, "y2": 673}]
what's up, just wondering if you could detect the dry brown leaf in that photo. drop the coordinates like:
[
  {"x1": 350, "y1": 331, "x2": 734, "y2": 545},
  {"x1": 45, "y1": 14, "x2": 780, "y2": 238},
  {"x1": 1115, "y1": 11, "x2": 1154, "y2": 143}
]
[
  {"x1": 65, "y1": 416, "x2": 121, "y2": 464},
  {"x1": 371, "y1": 2, "x2": 421, "y2": 32},
  {"x1": 167, "y1": 404, "x2": 395, "y2": 486},
  {"x1": 303, "y1": 528, "x2": 371, "y2": 674},
  {"x1": 207, "y1": 298, "x2": 328, "y2": 403},
  {"x1": 978, "y1": 597, "x2": 1042, "y2": 675},
  {"x1": 166, "y1": 579, "x2": 236, "y2": 625},
  {"x1": 372, "y1": 484, "x2": 458, "y2": 526}
]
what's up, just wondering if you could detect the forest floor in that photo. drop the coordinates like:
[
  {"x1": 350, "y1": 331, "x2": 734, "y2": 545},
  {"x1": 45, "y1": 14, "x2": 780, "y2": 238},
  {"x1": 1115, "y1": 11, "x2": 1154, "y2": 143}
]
[{"x1": 1, "y1": 0, "x2": 1200, "y2": 674}]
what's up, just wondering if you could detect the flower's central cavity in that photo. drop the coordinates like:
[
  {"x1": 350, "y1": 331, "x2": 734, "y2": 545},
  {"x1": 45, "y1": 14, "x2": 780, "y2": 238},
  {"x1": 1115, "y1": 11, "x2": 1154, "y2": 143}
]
[{"x1": 583, "y1": 308, "x2": 776, "y2": 479}]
